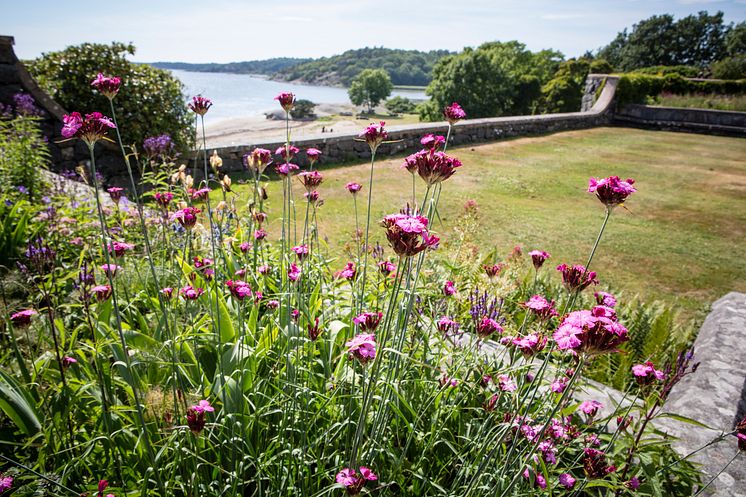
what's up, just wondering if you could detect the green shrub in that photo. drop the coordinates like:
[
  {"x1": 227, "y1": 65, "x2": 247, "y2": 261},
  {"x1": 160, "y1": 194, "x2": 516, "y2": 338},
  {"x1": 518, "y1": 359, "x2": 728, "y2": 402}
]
[
  {"x1": 711, "y1": 56, "x2": 746, "y2": 80},
  {"x1": 632, "y1": 65, "x2": 701, "y2": 77},
  {"x1": 26, "y1": 42, "x2": 194, "y2": 152},
  {"x1": 616, "y1": 73, "x2": 746, "y2": 105},
  {"x1": 541, "y1": 59, "x2": 591, "y2": 113},
  {"x1": 589, "y1": 59, "x2": 614, "y2": 74},
  {"x1": 290, "y1": 99, "x2": 316, "y2": 119},
  {"x1": 0, "y1": 115, "x2": 49, "y2": 200},
  {"x1": 384, "y1": 96, "x2": 415, "y2": 114}
]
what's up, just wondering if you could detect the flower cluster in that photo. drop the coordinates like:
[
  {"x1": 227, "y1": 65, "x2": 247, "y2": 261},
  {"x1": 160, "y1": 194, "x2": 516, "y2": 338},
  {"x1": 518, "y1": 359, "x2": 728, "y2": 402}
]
[
  {"x1": 553, "y1": 306, "x2": 629, "y2": 355},
  {"x1": 335, "y1": 467, "x2": 377, "y2": 495},
  {"x1": 556, "y1": 263, "x2": 598, "y2": 293},
  {"x1": 443, "y1": 102, "x2": 466, "y2": 124},
  {"x1": 61, "y1": 112, "x2": 116, "y2": 147},
  {"x1": 358, "y1": 121, "x2": 388, "y2": 152},
  {"x1": 91, "y1": 73, "x2": 121, "y2": 100},
  {"x1": 186, "y1": 399, "x2": 214, "y2": 434},
  {"x1": 189, "y1": 95, "x2": 212, "y2": 116},
  {"x1": 588, "y1": 176, "x2": 636, "y2": 208},
  {"x1": 380, "y1": 212, "x2": 439, "y2": 257},
  {"x1": 346, "y1": 333, "x2": 377, "y2": 365},
  {"x1": 143, "y1": 133, "x2": 174, "y2": 159},
  {"x1": 402, "y1": 149, "x2": 462, "y2": 186}
]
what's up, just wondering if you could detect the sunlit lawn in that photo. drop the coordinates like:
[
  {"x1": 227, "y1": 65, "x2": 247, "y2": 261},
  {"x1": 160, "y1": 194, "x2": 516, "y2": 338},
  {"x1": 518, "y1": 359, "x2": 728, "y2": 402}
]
[{"x1": 221, "y1": 126, "x2": 746, "y2": 318}]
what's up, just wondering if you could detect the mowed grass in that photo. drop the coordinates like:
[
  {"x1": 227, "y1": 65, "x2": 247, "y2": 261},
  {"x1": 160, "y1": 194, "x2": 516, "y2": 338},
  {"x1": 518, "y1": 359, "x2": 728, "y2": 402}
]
[{"x1": 223, "y1": 127, "x2": 746, "y2": 318}]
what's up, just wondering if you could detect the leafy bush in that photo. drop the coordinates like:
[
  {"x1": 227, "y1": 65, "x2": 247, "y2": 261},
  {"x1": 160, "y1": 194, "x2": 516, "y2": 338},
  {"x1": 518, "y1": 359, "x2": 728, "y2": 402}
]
[
  {"x1": 348, "y1": 68, "x2": 393, "y2": 112},
  {"x1": 589, "y1": 59, "x2": 614, "y2": 74},
  {"x1": 616, "y1": 73, "x2": 746, "y2": 105},
  {"x1": 290, "y1": 99, "x2": 317, "y2": 119},
  {"x1": 541, "y1": 59, "x2": 591, "y2": 113},
  {"x1": 384, "y1": 96, "x2": 415, "y2": 114},
  {"x1": 711, "y1": 56, "x2": 746, "y2": 80},
  {"x1": 0, "y1": 115, "x2": 49, "y2": 200},
  {"x1": 26, "y1": 42, "x2": 194, "y2": 151},
  {"x1": 631, "y1": 65, "x2": 701, "y2": 77}
]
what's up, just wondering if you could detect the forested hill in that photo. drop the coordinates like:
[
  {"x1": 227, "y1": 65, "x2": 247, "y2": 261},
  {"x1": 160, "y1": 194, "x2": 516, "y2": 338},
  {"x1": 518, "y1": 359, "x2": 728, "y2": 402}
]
[
  {"x1": 273, "y1": 47, "x2": 453, "y2": 86},
  {"x1": 150, "y1": 58, "x2": 312, "y2": 75}
]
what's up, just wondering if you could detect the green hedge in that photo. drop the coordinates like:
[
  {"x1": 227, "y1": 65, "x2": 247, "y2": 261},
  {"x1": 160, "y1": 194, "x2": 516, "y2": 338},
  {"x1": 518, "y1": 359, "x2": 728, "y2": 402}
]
[
  {"x1": 630, "y1": 65, "x2": 700, "y2": 78},
  {"x1": 616, "y1": 73, "x2": 746, "y2": 105}
]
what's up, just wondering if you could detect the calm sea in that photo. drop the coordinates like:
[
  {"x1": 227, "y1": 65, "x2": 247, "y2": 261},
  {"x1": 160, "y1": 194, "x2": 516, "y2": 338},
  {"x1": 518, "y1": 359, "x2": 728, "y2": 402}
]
[{"x1": 170, "y1": 70, "x2": 428, "y2": 123}]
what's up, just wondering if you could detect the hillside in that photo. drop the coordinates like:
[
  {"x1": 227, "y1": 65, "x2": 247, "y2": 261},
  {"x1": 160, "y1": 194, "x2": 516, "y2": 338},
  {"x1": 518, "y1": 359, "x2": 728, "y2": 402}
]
[
  {"x1": 150, "y1": 57, "x2": 311, "y2": 75},
  {"x1": 273, "y1": 47, "x2": 452, "y2": 86}
]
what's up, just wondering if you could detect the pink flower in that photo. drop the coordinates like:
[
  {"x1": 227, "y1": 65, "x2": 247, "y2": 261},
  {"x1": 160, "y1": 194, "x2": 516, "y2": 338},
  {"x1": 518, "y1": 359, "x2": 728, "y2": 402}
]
[
  {"x1": 97, "y1": 479, "x2": 109, "y2": 497},
  {"x1": 556, "y1": 263, "x2": 598, "y2": 293},
  {"x1": 62, "y1": 356, "x2": 77, "y2": 367},
  {"x1": 172, "y1": 207, "x2": 201, "y2": 229},
  {"x1": 551, "y1": 377, "x2": 568, "y2": 393},
  {"x1": 579, "y1": 400, "x2": 603, "y2": 417},
  {"x1": 10, "y1": 309, "x2": 37, "y2": 327},
  {"x1": 101, "y1": 264, "x2": 122, "y2": 278},
  {"x1": 275, "y1": 162, "x2": 299, "y2": 177},
  {"x1": 553, "y1": 309, "x2": 628, "y2": 355},
  {"x1": 346, "y1": 333, "x2": 377, "y2": 365},
  {"x1": 381, "y1": 212, "x2": 439, "y2": 257},
  {"x1": 239, "y1": 242, "x2": 251, "y2": 253},
  {"x1": 403, "y1": 149, "x2": 462, "y2": 185},
  {"x1": 358, "y1": 121, "x2": 388, "y2": 153},
  {"x1": 275, "y1": 91, "x2": 295, "y2": 112},
  {"x1": 497, "y1": 374, "x2": 517, "y2": 392},
  {"x1": 275, "y1": 145, "x2": 300, "y2": 162},
  {"x1": 0, "y1": 474, "x2": 13, "y2": 493},
  {"x1": 437, "y1": 316, "x2": 459, "y2": 334},
  {"x1": 91, "y1": 73, "x2": 121, "y2": 99},
  {"x1": 583, "y1": 448, "x2": 615, "y2": 478},
  {"x1": 297, "y1": 170, "x2": 323, "y2": 190},
  {"x1": 107, "y1": 186, "x2": 125, "y2": 204},
  {"x1": 346, "y1": 182, "x2": 362, "y2": 195},
  {"x1": 288, "y1": 263, "x2": 301, "y2": 282},
  {"x1": 528, "y1": 250, "x2": 550, "y2": 270},
  {"x1": 631, "y1": 361, "x2": 666, "y2": 384},
  {"x1": 160, "y1": 287, "x2": 174, "y2": 298},
  {"x1": 306, "y1": 147, "x2": 322, "y2": 164},
  {"x1": 253, "y1": 211, "x2": 268, "y2": 225},
  {"x1": 61, "y1": 111, "x2": 116, "y2": 147},
  {"x1": 92, "y1": 285, "x2": 112, "y2": 301},
  {"x1": 522, "y1": 295, "x2": 558, "y2": 320},
  {"x1": 190, "y1": 187, "x2": 210, "y2": 202},
  {"x1": 180, "y1": 285, "x2": 204, "y2": 300},
  {"x1": 443, "y1": 102, "x2": 466, "y2": 124},
  {"x1": 257, "y1": 264, "x2": 270, "y2": 274},
  {"x1": 476, "y1": 316, "x2": 502, "y2": 338},
  {"x1": 594, "y1": 291, "x2": 617, "y2": 308},
  {"x1": 305, "y1": 190, "x2": 321, "y2": 205},
  {"x1": 244, "y1": 148, "x2": 273, "y2": 174},
  {"x1": 522, "y1": 468, "x2": 547, "y2": 489},
  {"x1": 186, "y1": 400, "x2": 214, "y2": 434},
  {"x1": 588, "y1": 176, "x2": 636, "y2": 208},
  {"x1": 420, "y1": 133, "x2": 445, "y2": 150},
  {"x1": 226, "y1": 280, "x2": 253, "y2": 301},
  {"x1": 192, "y1": 399, "x2": 215, "y2": 413},
  {"x1": 336, "y1": 466, "x2": 377, "y2": 495},
  {"x1": 108, "y1": 241, "x2": 134, "y2": 258},
  {"x1": 188, "y1": 95, "x2": 212, "y2": 116},
  {"x1": 353, "y1": 311, "x2": 382, "y2": 332},
  {"x1": 254, "y1": 229, "x2": 267, "y2": 241},
  {"x1": 267, "y1": 299, "x2": 280, "y2": 310},
  {"x1": 292, "y1": 244, "x2": 310, "y2": 260},
  {"x1": 625, "y1": 476, "x2": 641, "y2": 490},
  {"x1": 559, "y1": 473, "x2": 576, "y2": 489},
  {"x1": 512, "y1": 333, "x2": 547, "y2": 356},
  {"x1": 378, "y1": 260, "x2": 396, "y2": 276},
  {"x1": 336, "y1": 262, "x2": 356, "y2": 280},
  {"x1": 483, "y1": 263, "x2": 504, "y2": 278},
  {"x1": 154, "y1": 191, "x2": 173, "y2": 209},
  {"x1": 443, "y1": 280, "x2": 456, "y2": 296}
]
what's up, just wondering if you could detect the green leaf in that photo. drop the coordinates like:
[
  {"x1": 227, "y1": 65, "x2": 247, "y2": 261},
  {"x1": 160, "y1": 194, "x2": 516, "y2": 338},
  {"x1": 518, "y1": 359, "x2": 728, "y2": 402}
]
[
  {"x1": 657, "y1": 412, "x2": 713, "y2": 430},
  {"x1": 0, "y1": 370, "x2": 41, "y2": 435}
]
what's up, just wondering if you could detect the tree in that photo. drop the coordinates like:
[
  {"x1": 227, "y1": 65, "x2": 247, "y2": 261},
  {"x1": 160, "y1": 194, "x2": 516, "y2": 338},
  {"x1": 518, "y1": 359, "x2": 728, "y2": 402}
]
[
  {"x1": 420, "y1": 41, "x2": 563, "y2": 121},
  {"x1": 711, "y1": 56, "x2": 746, "y2": 79},
  {"x1": 725, "y1": 22, "x2": 746, "y2": 57},
  {"x1": 597, "y1": 11, "x2": 729, "y2": 71},
  {"x1": 541, "y1": 59, "x2": 592, "y2": 113},
  {"x1": 27, "y1": 42, "x2": 193, "y2": 151},
  {"x1": 290, "y1": 99, "x2": 316, "y2": 119},
  {"x1": 348, "y1": 69, "x2": 393, "y2": 113},
  {"x1": 385, "y1": 96, "x2": 415, "y2": 114}
]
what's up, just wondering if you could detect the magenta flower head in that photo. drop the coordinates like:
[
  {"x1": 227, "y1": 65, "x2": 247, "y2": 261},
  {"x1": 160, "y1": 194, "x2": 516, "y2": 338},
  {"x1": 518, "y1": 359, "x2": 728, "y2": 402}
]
[
  {"x1": 528, "y1": 250, "x2": 550, "y2": 270},
  {"x1": 378, "y1": 260, "x2": 396, "y2": 276},
  {"x1": 275, "y1": 162, "x2": 299, "y2": 177},
  {"x1": 101, "y1": 263, "x2": 122, "y2": 278},
  {"x1": 91, "y1": 73, "x2": 121, "y2": 100},
  {"x1": 189, "y1": 187, "x2": 210, "y2": 203},
  {"x1": 420, "y1": 133, "x2": 445, "y2": 150},
  {"x1": 61, "y1": 111, "x2": 116, "y2": 147},
  {"x1": 188, "y1": 95, "x2": 212, "y2": 116},
  {"x1": 306, "y1": 147, "x2": 322, "y2": 165},
  {"x1": 558, "y1": 473, "x2": 576, "y2": 489},
  {"x1": 172, "y1": 207, "x2": 201, "y2": 229},
  {"x1": 483, "y1": 263, "x2": 505, "y2": 279},
  {"x1": 444, "y1": 102, "x2": 466, "y2": 124},
  {"x1": 414, "y1": 150, "x2": 462, "y2": 186},
  {"x1": 62, "y1": 356, "x2": 78, "y2": 367},
  {"x1": 107, "y1": 186, "x2": 125, "y2": 204},
  {"x1": 254, "y1": 228, "x2": 267, "y2": 241},
  {"x1": 736, "y1": 416, "x2": 746, "y2": 451},
  {"x1": 97, "y1": 479, "x2": 109, "y2": 497},
  {"x1": 0, "y1": 474, "x2": 13, "y2": 494},
  {"x1": 437, "y1": 316, "x2": 459, "y2": 334},
  {"x1": 583, "y1": 448, "x2": 615, "y2": 479},
  {"x1": 225, "y1": 280, "x2": 253, "y2": 301},
  {"x1": 594, "y1": 291, "x2": 617, "y2": 308},
  {"x1": 579, "y1": 400, "x2": 603, "y2": 417},
  {"x1": 160, "y1": 287, "x2": 174, "y2": 299},
  {"x1": 443, "y1": 280, "x2": 456, "y2": 296},
  {"x1": 346, "y1": 333, "x2": 377, "y2": 365},
  {"x1": 522, "y1": 295, "x2": 558, "y2": 320},
  {"x1": 346, "y1": 182, "x2": 362, "y2": 195},
  {"x1": 288, "y1": 263, "x2": 301, "y2": 282},
  {"x1": 631, "y1": 361, "x2": 666, "y2": 385},
  {"x1": 292, "y1": 244, "x2": 310, "y2": 260},
  {"x1": 275, "y1": 91, "x2": 296, "y2": 112},
  {"x1": 180, "y1": 285, "x2": 204, "y2": 300},
  {"x1": 476, "y1": 316, "x2": 503, "y2": 338},
  {"x1": 511, "y1": 333, "x2": 547, "y2": 356},
  {"x1": 10, "y1": 309, "x2": 37, "y2": 327},
  {"x1": 336, "y1": 466, "x2": 377, "y2": 495},
  {"x1": 358, "y1": 121, "x2": 388, "y2": 153},
  {"x1": 336, "y1": 262, "x2": 357, "y2": 281},
  {"x1": 553, "y1": 308, "x2": 629, "y2": 356},
  {"x1": 305, "y1": 190, "x2": 321, "y2": 205},
  {"x1": 108, "y1": 241, "x2": 134, "y2": 258},
  {"x1": 588, "y1": 176, "x2": 636, "y2": 209},
  {"x1": 92, "y1": 285, "x2": 112, "y2": 301},
  {"x1": 381, "y1": 212, "x2": 439, "y2": 258},
  {"x1": 297, "y1": 170, "x2": 323, "y2": 191},
  {"x1": 275, "y1": 144, "x2": 300, "y2": 162},
  {"x1": 556, "y1": 264, "x2": 598, "y2": 293},
  {"x1": 244, "y1": 147, "x2": 273, "y2": 175},
  {"x1": 353, "y1": 311, "x2": 382, "y2": 332},
  {"x1": 186, "y1": 399, "x2": 214, "y2": 434},
  {"x1": 154, "y1": 191, "x2": 174, "y2": 209}
]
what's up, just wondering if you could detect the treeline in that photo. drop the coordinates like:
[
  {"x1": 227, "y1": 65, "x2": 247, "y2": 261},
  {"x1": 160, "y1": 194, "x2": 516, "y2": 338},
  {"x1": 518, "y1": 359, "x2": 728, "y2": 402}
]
[
  {"x1": 272, "y1": 47, "x2": 452, "y2": 86},
  {"x1": 150, "y1": 58, "x2": 311, "y2": 75}
]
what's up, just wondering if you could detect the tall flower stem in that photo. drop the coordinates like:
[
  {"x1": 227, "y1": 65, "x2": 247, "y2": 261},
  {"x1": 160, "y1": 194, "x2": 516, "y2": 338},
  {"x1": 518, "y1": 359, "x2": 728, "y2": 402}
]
[
  {"x1": 358, "y1": 151, "x2": 377, "y2": 308},
  {"x1": 87, "y1": 145, "x2": 163, "y2": 495}
]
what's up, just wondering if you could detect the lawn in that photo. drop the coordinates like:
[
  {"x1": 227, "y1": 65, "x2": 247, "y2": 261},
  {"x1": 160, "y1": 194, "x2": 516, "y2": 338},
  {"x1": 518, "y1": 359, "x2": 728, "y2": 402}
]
[
  {"x1": 225, "y1": 126, "x2": 746, "y2": 318},
  {"x1": 652, "y1": 92, "x2": 746, "y2": 112}
]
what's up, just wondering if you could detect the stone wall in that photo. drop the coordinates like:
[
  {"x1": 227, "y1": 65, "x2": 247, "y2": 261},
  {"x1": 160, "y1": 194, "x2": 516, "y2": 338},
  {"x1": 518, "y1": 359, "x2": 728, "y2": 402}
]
[
  {"x1": 0, "y1": 35, "x2": 125, "y2": 180},
  {"x1": 615, "y1": 104, "x2": 746, "y2": 137}
]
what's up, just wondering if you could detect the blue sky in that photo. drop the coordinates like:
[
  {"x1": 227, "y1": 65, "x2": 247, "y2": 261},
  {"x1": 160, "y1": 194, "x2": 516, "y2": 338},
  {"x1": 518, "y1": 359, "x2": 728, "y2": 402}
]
[{"x1": 2, "y1": 0, "x2": 744, "y2": 62}]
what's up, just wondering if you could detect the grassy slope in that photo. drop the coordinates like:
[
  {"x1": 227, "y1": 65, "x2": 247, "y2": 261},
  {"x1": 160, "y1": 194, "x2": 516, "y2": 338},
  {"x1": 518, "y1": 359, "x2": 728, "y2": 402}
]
[{"x1": 224, "y1": 127, "x2": 746, "y2": 317}]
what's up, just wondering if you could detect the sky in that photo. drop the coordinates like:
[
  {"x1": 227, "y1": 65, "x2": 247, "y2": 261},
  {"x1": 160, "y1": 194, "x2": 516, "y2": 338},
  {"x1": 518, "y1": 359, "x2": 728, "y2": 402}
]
[{"x1": 2, "y1": 0, "x2": 745, "y2": 63}]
